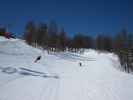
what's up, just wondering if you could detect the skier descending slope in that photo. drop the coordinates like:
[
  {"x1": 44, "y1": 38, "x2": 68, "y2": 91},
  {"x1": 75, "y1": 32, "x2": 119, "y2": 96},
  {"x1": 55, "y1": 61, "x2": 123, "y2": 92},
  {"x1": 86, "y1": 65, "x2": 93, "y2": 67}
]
[
  {"x1": 79, "y1": 62, "x2": 82, "y2": 67},
  {"x1": 34, "y1": 56, "x2": 42, "y2": 63}
]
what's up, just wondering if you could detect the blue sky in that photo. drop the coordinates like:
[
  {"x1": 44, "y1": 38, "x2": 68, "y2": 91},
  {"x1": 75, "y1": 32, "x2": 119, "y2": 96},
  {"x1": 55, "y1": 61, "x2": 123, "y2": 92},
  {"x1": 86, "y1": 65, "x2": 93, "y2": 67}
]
[{"x1": 0, "y1": 0, "x2": 132, "y2": 37}]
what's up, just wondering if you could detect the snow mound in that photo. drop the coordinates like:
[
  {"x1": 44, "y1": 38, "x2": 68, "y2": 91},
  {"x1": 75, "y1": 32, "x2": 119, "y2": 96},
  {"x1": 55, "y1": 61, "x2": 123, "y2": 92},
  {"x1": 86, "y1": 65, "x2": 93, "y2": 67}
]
[
  {"x1": 0, "y1": 36, "x2": 41, "y2": 55},
  {"x1": 0, "y1": 36, "x2": 8, "y2": 41}
]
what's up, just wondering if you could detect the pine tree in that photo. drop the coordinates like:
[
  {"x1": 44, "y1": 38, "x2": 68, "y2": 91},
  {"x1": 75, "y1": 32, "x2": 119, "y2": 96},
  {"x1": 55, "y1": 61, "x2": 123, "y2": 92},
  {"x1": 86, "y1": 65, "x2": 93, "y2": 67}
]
[
  {"x1": 37, "y1": 23, "x2": 48, "y2": 48},
  {"x1": 24, "y1": 21, "x2": 37, "y2": 45},
  {"x1": 58, "y1": 27, "x2": 67, "y2": 51},
  {"x1": 47, "y1": 20, "x2": 59, "y2": 51}
]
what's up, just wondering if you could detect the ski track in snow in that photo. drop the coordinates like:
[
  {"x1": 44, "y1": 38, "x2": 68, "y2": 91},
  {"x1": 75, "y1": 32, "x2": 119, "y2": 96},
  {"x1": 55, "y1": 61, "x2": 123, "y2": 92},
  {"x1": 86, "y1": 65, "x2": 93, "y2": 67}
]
[
  {"x1": 0, "y1": 75, "x2": 26, "y2": 88},
  {"x1": 35, "y1": 78, "x2": 60, "y2": 100}
]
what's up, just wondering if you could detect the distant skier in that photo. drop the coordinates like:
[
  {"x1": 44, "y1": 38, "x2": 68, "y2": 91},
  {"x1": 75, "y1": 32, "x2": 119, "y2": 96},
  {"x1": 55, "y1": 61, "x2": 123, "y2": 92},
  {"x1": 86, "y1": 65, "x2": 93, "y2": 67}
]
[
  {"x1": 79, "y1": 62, "x2": 82, "y2": 67},
  {"x1": 34, "y1": 56, "x2": 41, "y2": 63}
]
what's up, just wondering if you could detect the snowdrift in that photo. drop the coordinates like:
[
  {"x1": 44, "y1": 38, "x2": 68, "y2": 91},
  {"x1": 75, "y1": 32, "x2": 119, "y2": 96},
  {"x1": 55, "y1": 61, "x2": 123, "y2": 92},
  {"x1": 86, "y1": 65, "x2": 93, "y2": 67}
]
[{"x1": 0, "y1": 37, "x2": 41, "y2": 55}]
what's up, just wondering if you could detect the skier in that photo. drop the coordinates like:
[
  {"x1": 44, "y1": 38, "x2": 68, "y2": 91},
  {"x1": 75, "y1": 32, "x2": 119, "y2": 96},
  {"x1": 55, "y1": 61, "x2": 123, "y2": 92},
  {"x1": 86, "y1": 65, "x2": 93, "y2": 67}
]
[
  {"x1": 34, "y1": 56, "x2": 41, "y2": 63},
  {"x1": 79, "y1": 62, "x2": 82, "y2": 67}
]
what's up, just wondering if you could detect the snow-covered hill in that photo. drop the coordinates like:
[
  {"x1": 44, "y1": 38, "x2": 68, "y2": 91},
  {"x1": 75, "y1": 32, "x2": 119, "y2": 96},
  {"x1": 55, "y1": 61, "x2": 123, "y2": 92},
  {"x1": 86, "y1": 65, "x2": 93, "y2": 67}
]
[{"x1": 0, "y1": 36, "x2": 133, "y2": 100}]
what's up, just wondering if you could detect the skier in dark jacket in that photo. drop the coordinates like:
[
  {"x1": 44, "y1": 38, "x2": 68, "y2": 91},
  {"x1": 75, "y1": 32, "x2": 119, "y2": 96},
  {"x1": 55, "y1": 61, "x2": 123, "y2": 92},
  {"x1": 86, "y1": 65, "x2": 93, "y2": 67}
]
[
  {"x1": 34, "y1": 56, "x2": 41, "y2": 63},
  {"x1": 79, "y1": 62, "x2": 82, "y2": 67}
]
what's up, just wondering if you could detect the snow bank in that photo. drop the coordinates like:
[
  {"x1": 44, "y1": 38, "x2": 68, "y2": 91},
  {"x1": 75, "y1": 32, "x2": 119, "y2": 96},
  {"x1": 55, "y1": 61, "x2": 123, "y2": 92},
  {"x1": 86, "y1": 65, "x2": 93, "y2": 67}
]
[{"x1": 0, "y1": 36, "x2": 41, "y2": 55}]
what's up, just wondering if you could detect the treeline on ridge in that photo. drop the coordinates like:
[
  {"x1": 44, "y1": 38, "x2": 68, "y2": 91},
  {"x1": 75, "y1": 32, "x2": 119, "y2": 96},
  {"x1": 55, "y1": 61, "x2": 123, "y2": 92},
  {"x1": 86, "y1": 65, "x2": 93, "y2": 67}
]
[{"x1": 23, "y1": 20, "x2": 133, "y2": 53}]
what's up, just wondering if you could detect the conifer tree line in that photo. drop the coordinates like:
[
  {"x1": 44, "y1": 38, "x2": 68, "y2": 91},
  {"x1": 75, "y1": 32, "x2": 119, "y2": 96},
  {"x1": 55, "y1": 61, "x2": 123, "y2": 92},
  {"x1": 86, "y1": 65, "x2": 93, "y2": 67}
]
[
  {"x1": 23, "y1": 20, "x2": 133, "y2": 53},
  {"x1": 23, "y1": 20, "x2": 94, "y2": 52}
]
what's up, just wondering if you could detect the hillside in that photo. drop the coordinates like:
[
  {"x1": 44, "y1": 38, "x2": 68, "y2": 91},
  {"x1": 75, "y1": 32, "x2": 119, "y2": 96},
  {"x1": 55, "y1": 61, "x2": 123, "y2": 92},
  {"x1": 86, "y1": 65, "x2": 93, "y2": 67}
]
[{"x1": 0, "y1": 36, "x2": 133, "y2": 100}]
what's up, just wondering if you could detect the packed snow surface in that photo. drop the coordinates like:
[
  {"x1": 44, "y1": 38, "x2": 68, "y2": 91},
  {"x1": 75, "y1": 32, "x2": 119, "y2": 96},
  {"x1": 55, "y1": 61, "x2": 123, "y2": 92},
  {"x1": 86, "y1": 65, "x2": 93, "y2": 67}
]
[{"x1": 0, "y1": 36, "x2": 133, "y2": 100}]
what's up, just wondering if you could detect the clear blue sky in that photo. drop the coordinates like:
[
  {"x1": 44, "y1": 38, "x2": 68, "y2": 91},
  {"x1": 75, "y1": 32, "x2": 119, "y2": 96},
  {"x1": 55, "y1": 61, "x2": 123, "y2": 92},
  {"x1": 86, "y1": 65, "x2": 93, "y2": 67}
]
[{"x1": 0, "y1": 0, "x2": 132, "y2": 37}]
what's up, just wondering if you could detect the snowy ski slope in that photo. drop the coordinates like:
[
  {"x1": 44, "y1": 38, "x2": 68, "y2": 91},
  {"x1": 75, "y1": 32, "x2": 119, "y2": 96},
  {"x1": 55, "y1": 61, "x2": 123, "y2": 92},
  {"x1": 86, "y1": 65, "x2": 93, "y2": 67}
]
[{"x1": 0, "y1": 36, "x2": 133, "y2": 100}]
